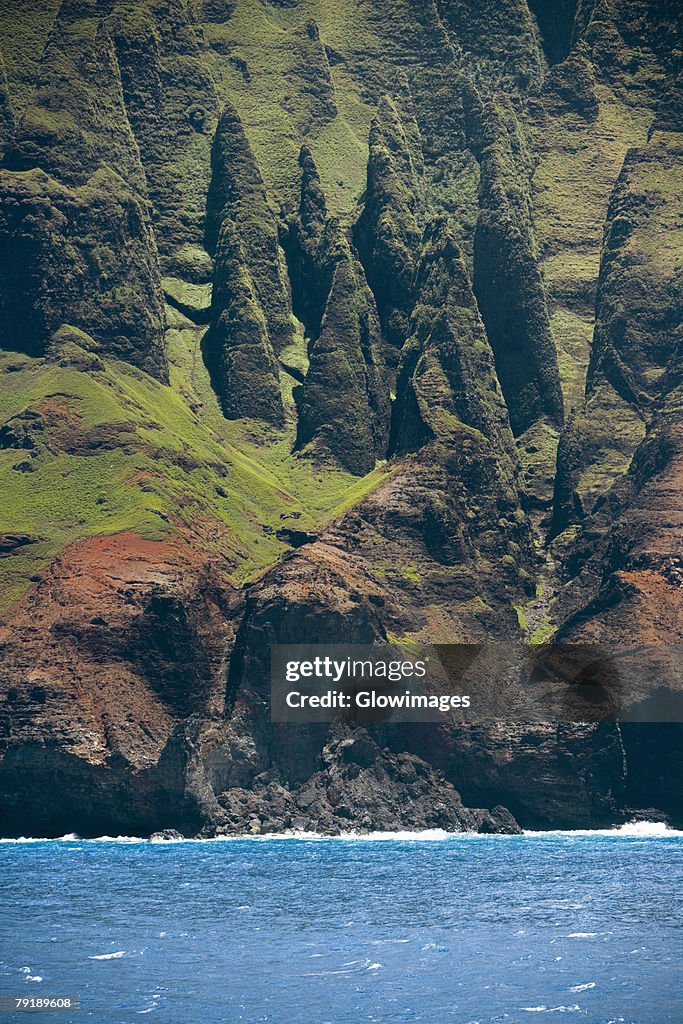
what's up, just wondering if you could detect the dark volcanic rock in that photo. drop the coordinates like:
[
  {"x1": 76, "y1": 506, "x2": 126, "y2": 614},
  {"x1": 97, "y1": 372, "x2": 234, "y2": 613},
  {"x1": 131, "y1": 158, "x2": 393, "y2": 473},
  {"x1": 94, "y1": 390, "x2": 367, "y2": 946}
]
[
  {"x1": 149, "y1": 828, "x2": 185, "y2": 841},
  {"x1": 208, "y1": 728, "x2": 522, "y2": 836},
  {"x1": 390, "y1": 720, "x2": 628, "y2": 829},
  {"x1": 275, "y1": 527, "x2": 318, "y2": 548},
  {"x1": 0, "y1": 533, "x2": 38, "y2": 555}
]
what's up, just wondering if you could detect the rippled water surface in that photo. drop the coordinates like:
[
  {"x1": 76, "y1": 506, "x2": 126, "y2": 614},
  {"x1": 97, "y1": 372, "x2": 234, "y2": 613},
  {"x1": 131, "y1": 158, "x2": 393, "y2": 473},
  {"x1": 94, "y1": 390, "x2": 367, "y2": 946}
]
[{"x1": 1, "y1": 827, "x2": 681, "y2": 1023}]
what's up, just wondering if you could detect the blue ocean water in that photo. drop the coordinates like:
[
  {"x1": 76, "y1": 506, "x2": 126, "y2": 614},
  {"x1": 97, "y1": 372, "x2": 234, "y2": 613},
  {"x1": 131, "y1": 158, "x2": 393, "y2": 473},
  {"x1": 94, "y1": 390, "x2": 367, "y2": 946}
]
[{"x1": 0, "y1": 827, "x2": 681, "y2": 1024}]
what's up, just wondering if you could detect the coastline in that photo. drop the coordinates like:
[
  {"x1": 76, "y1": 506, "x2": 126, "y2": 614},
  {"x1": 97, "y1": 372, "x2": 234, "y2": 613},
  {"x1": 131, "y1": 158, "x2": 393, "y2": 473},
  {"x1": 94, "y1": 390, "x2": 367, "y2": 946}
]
[{"x1": 2, "y1": 821, "x2": 681, "y2": 843}]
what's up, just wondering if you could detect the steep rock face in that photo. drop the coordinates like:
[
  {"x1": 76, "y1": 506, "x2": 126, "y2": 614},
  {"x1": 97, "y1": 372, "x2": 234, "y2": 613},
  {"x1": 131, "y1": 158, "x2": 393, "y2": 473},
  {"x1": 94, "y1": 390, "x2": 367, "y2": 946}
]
[
  {"x1": 353, "y1": 90, "x2": 424, "y2": 358},
  {"x1": 0, "y1": 532, "x2": 233, "y2": 837},
  {"x1": 391, "y1": 217, "x2": 518, "y2": 477},
  {"x1": 552, "y1": 131, "x2": 683, "y2": 534},
  {"x1": 202, "y1": 218, "x2": 284, "y2": 425},
  {"x1": 0, "y1": 52, "x2": 14, "y2": 158},
  {"x1": 0, "y1": 0, "x2": 169, "y2": 379},
  {"x1": 108, "y1": 0, "x2": 219, "y2": 259},
  {"x1": 556, "y1": 358, "x2": 683, "y2": 647},
  {"x1": 541, "y1": 49, "x2": 600, "y2": 121},
  {"x1": 7, "y1": 2, "x2": 146, "y2": 193},
  {"x1": 400, "y1": 719, "x2": 626, "y2": 829},
  {"x1": 529, "y1": 0, "x2": 678, "y2": 432},
  {"x1": 285, "y1": 149, "x2": 391, "y2": 475},
  {"x1": 437, "y1": 0, "x2": 547, "y2": 93},
  {"x1": 0, "y1": 166, "x2": 168, "y2": 378},
  {"x1": 221, "y1": 505, "x2": 627, "y2": 829},
  {"x1": 294, "y1": 238, "x2": 390, "y2": 475},
  {"x1": 551, "y1": 358, "x2": 683, "y2": 825},
  {"x1": 0, "y1": 0, "x2": 61, "y2": 125},
  {"x1": 576, "y1": 0, "x2": 681, "y2": 105},
  {"x1": 205, "y1": 102, "x2": 293, "y2": 356},
  {"x1": 281, "y1": 145, "x2": 332, "y2": 339},
  {"x1": 472, "y1": 95, "x2": 564, "y2": 445}
]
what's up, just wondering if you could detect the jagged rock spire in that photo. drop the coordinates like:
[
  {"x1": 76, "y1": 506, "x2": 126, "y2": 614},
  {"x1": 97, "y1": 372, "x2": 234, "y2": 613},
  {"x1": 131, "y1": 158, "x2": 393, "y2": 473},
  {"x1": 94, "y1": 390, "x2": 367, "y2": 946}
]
[
  {"x1": 281, "y1": 146, "x2": 391, "y2": 474},
  {"x1": 471, "y1": 94, "x2": 564, "y2": 437},
  {"x1": 354, "y1": 91, "x2": 424, "y2": 355},
  {"x1": 203, "y1": 219, "x2": 284, "y2": 426},
  {"x1": 294, "y1": 230, "x2": 391, "y2": 476},
  {"x1": 298, "y1": 144, "x2": 327, "y2": 235},
  {"x1": 205, "y1": 102, "x2": 293, "y2": 359},
  {"x1": 391, "y1": 216, "x2": 517, "y2": 481}
]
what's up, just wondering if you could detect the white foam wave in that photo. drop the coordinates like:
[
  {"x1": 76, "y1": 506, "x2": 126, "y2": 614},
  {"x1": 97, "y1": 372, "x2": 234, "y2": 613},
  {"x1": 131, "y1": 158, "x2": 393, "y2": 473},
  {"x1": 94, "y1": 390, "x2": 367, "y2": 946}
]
[
  {"x1": 524, "y1": 821, "x2": 683, "y2": 838},
  {"x1": 0, "y1": 834, "x2": 144, "y2": 844},
  {"x1": 1, "y1": 821, "x2": 681, "y2": 843},
  {"x1": 88, "y1": 951, "x2": 126, "y2": 960},
  {"x1": 521, "y1": 1007, "x2": 581, "y2": 1014}
]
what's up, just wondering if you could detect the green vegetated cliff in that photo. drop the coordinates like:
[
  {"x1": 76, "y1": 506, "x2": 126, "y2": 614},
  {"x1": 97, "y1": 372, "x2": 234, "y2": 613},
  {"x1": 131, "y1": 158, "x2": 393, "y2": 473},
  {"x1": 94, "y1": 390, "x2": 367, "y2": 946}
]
[{"x1": 0, "y1": 0, "x2": 681, "y2": 837}]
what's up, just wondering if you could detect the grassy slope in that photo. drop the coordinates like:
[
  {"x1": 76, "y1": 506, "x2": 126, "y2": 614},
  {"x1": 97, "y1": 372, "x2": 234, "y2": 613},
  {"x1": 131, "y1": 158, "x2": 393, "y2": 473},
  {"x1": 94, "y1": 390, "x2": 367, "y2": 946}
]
[
  {"x1": 0, "y1": 0, "x2": 390, "y2": 614},
  {"x1": 0, "y1": 315, "x2": 392, "y2": 611}
]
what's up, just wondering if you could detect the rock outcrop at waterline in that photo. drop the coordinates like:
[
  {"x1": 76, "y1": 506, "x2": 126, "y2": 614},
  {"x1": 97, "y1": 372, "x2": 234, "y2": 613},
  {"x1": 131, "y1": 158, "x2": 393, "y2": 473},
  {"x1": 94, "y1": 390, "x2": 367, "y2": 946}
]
[{"x1": 0, "y1": 0, "x2": 681, "y2": 837}]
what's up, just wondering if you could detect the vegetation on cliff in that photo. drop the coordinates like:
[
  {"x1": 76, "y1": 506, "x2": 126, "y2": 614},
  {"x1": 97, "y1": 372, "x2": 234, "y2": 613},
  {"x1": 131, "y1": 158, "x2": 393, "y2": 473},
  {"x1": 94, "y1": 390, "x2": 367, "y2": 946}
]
[{"x1": 0, "y1": 0, "x2": 681, "y2": 836}]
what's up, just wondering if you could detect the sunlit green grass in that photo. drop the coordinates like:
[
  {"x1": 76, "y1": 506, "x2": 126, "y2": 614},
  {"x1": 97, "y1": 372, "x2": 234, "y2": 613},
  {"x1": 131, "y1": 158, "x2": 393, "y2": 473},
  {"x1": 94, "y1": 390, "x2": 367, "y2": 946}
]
[{"x1": 0, "y1": 328, "x2": 394, "y2": 610}]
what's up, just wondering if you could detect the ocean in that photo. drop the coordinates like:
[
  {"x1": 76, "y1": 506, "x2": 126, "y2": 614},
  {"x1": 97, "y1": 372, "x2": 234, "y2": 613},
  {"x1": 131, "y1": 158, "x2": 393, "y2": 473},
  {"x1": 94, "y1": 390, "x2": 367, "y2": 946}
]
[{"x1": 1, "y1": 825, "x2": 681, "y2": 1023}]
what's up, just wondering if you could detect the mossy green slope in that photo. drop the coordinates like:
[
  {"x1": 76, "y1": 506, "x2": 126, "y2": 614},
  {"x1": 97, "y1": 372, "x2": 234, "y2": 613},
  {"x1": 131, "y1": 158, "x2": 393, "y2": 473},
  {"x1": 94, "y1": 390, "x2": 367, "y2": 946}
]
[
  {"x1": 0, "y1": 330, "x2": 393, "y2": 611},
  {"x1": 7, "y1": 2, "x2": 146, "y2": 193}
]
